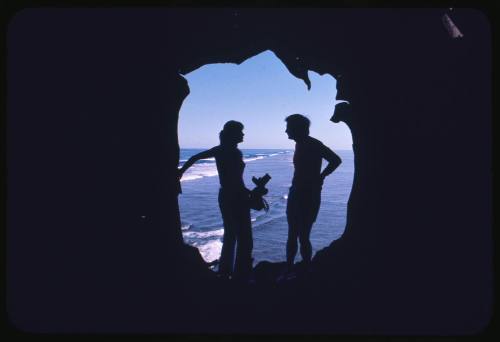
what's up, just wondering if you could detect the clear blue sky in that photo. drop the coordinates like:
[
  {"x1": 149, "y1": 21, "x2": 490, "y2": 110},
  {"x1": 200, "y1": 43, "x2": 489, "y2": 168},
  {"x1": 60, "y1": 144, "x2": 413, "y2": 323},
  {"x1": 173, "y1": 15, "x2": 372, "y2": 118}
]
[{"x1": 178, "y1": 50, "x2": 352, "y2": 150}]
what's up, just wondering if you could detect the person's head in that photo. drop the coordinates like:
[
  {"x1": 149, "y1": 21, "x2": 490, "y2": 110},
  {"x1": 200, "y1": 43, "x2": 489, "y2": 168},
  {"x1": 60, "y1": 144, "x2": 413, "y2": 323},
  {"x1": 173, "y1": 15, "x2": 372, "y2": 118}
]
[
  {"x1": 219, "y1": 120, "x2": 244, "y2": 146},
  {"x1": 285, "y1": 114, "x2": 310, "y2": 141}
]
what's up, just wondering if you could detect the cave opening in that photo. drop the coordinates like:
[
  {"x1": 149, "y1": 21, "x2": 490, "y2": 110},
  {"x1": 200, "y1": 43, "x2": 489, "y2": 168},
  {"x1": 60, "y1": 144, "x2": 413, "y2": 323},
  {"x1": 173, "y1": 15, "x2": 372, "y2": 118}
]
[{"x1": 176, "y1": 50, "x2": 354, "y2": 269}]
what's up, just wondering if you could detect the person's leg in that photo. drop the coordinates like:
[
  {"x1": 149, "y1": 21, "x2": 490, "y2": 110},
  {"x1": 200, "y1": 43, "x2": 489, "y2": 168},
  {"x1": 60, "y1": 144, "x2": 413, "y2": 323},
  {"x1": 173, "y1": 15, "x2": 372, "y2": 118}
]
[
  {"x1": 298, "y1": 189, "x2": 320, "y2": 265},
  {"x1": 286, "y1": 188, "x2": 299, "y2": 268},
  {"x1": 234, "y1": 206, "x2": 253, "y2": 279},
  {"x1": 286, "y1": 222, "x2": 299, "y2": 268},
  {"x1": 298, "y1": 222, "x2": 313, "y2": 264},
  {"x1": 219, "y1": 225, "x2": 236, "y2": 276},
  {"x1": 218, "y1": 191, "x2": 236, "y2": 276}
]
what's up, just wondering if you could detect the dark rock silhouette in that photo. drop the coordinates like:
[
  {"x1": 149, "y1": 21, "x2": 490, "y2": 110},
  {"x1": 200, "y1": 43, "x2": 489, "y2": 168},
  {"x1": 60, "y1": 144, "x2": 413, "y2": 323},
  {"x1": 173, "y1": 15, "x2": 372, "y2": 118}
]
[{"x1": 7, "y1": 8, "x2": 491, "y2": 334}]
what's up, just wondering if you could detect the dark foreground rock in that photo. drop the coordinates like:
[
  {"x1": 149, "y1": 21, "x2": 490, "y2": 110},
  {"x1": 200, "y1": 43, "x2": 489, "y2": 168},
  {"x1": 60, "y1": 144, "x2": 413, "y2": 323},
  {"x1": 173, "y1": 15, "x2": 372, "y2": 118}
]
[{"x1": 7, "y1": 8, "x2": 492, "y2": 334}]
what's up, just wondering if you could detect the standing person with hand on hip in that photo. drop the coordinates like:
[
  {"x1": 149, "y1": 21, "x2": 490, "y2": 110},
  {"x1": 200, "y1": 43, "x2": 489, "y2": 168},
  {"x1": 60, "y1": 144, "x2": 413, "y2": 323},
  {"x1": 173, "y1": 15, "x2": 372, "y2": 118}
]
[{"x1": 284, "y1": 114, "x2": 342, "y2": 275}]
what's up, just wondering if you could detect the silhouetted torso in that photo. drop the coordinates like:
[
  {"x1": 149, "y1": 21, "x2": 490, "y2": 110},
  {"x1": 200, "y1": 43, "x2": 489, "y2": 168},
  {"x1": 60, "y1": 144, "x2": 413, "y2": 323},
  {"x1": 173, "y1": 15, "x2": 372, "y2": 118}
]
[
  {"x1": 292, "y1": 136, "x2": 328, "y2": 191},
  {"x1": 211, "y1": 145, "x2": 246, "y2": 191}
]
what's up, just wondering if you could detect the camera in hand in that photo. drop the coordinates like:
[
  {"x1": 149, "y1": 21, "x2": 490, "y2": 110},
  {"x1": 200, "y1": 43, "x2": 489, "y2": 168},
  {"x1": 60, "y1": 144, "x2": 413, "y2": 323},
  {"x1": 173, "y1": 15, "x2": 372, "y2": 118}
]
[
  {"x1": 249, "y1": 173, "x2": 271, "y2": 211},
  {"x1": 252, "y1": 173, "x2": 271, "y2": 193}
]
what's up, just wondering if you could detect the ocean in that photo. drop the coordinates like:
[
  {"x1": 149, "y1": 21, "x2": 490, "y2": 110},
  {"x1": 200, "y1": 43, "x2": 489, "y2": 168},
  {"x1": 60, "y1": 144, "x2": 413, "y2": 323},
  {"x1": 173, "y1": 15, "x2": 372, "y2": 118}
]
[{"x1": 178, "y1": 148, "x2": 354, "y2": 266}]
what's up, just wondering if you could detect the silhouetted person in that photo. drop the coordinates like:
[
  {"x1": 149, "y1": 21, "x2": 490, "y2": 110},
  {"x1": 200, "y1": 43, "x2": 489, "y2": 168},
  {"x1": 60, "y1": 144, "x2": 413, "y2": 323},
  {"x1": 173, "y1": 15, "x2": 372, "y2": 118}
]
[
  {"x1": 285, "y1": 114, "x2": 342, "y2": 271},
  {"x1": 178, "y1": 121, "x2": 253, "y2": 280}
]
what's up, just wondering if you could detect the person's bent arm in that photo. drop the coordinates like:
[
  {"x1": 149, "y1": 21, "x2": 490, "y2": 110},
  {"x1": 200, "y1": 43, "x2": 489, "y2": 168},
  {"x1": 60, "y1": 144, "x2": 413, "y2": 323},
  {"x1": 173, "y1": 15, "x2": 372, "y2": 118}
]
[
  {"x1": 178, "y1": 148, "x2": 215, "y2": 179},
  {"x1": 320, "y1": 145, "x2": 342, "y2": 182}
]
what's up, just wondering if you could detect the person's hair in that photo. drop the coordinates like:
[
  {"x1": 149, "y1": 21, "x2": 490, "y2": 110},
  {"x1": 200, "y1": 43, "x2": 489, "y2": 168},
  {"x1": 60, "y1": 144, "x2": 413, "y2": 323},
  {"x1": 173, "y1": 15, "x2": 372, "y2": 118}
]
[
  {"x1": 285, "y1": 114, "x2": 310, "y2": 135},
  {"x1": 219, "y1": 120, "x2": 244, "y2": 145}
]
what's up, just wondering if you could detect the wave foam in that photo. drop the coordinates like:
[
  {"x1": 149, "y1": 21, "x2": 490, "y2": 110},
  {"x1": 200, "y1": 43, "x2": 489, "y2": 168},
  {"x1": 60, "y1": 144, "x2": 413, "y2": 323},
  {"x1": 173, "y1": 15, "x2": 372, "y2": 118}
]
[
  {"x1": 183, "y1": 228, "x2": 224, "y2": 239},
  {"x1": 180, "y1": 163, "x2": 219, "y2": 182},
  {"x1": 183, "y1": 228, "x2": 224, "y2": 262},
  {"x1": 181, "y1": 174, "x2": 203, "y2": 181},
  {"x1": 193, "y1": 239, "x2": 223, "y2": 263},
  {"x1": 180, "y1": 153, "x2": 271, "y2": 182},
  {"x1": 243, "y1": 156, "x2": 264, "y2": 162}
]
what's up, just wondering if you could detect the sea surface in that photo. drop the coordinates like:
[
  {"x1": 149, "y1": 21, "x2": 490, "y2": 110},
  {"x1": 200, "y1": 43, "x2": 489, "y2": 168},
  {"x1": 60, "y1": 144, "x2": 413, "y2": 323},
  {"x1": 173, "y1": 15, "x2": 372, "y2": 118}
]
[{"x1": 178, "y1": 148, "x2": 354, "y2": 265}]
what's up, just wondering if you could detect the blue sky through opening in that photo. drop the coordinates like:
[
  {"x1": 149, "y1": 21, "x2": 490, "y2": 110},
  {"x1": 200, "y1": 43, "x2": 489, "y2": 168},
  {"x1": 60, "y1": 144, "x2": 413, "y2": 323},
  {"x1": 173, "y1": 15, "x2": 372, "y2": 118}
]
[{"x1": 178, "y1": 50, "x2": 352, "y2": 150}]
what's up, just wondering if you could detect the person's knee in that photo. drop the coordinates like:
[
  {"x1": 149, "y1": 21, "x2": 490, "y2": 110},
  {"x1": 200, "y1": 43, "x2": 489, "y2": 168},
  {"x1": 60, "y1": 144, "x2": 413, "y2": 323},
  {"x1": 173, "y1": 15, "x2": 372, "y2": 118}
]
[
  {"x1": 300, "y1": 241, "x2": 311, "y2": 252},
  {"x1": 299, "y1": 238, "x2": 312, "y2": 256},
  {"x1": 288, "y1": 221, "x2": 300, "y2": 235},
  {"x1": 238, "y1": 240, "x2": 253, "y2": 253},
  {"x1": 287, "y1": 232, "x2": 298, "y2": 243},
  {"x1": 298, "y1": 232, "x2": 311, "y2": 246},
  {"x1": 223, "y1": 233, "x2": 236, "y2": 245}
]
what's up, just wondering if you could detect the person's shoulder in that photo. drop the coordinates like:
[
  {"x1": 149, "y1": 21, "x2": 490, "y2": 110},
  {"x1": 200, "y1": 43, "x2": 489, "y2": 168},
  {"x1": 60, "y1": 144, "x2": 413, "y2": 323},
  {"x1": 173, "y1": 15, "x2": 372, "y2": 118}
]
[
  {"x1": 307, "y1": 136, "x2": 325, "y2": 148},
  {"x1": 208, "y1": 145, "x2": 221, "y2": 155}
]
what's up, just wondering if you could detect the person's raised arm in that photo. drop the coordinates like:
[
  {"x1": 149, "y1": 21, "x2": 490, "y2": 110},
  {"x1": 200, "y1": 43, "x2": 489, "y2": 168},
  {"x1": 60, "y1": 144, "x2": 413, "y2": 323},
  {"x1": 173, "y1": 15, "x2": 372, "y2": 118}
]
[
  {"x1": 320, "y1": 145, "x2": 342, "y2": 182},
  {"x1": 178, "y1": 148, "x2": 216, "y2": 179}
]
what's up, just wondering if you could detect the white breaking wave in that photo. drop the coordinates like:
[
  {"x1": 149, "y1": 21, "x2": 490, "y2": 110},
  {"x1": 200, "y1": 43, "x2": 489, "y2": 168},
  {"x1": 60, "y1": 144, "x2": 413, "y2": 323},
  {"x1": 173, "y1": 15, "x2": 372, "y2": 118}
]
[
  {"x1": 180, "y1": 153, "x2": 270, "y2": 182},
  {"x1": 181, "y1": 174, "x2": 204, "y2": 181},
  {"x1": 182, "y1": 228, "x2": 225, "y2": 262},
  {"x1": 180, "y1": 163, "x2": 219, "y2": 182},
  {"x1": 193, "y1": 239, "x2": 223, "y2": 263},
  {"x1": 183, "y1": 228, "x2": 224, "y2": 239},
  {"x1": 243, "y1": 156, "x2": 264, "y2": 162}
]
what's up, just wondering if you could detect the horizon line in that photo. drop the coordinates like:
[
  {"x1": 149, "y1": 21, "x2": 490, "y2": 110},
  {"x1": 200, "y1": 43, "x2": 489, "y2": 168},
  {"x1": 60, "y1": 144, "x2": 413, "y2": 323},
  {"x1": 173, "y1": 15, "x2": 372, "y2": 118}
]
[{"x1": 180, "y1": 147, "x2": 353, "y2": 151}]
